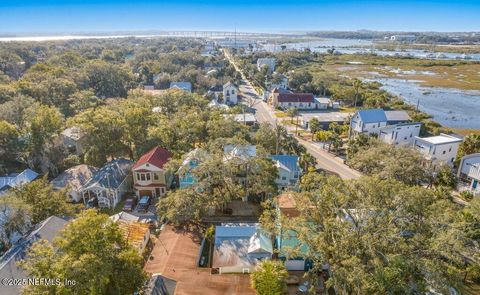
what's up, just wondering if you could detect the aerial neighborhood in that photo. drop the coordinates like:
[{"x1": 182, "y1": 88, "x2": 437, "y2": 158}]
[{"x1": 0, "y1": 30, "x2": 479, "y2": 295}]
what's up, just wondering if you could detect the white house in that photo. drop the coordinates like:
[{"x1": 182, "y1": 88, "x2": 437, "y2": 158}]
[
  {"x1": 379, "y1": 122, "x2": 422, "y2": 146},
  {"x1": 314, "y1": 97, "x2": 330, "y2": 110},
  {"x1": 457, "y1": 153, "x2": 480, "y2": 196},
  {"x1": 413, "y1": 134, "x2": 462, "y2": 166},
  {"x1": 349, "y1": 109, "x2": 388, "y2": 138},
  {"x1": 223, "y1": 82, "x2": 238, "y2": 105},
  {"x1": 270, "y1": 90, "x2": 318, "y2": 110},
  {"x1": 256, "y1": 58, "x2": 276, "y2": 73},
  {"x1": 270, "y1": 155, "x2": 302, "y2": 190}
]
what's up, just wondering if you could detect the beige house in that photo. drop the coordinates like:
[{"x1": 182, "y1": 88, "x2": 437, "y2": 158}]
[{"x1": 133, "y1": 146, "x2": 172, "y2": 198}]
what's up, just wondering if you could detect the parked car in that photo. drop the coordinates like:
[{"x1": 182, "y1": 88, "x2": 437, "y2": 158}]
[
  {"x1": 137, "y1": 196, "x2": 151, "y2": 212},
  {"x1": 123, "y1": 197, "x2": 137, "y2": 212}
]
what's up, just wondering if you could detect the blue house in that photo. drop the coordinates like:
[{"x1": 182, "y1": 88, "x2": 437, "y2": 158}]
[
  {"x1": 178, "y1": 148, "x2": 207, "y2": 188},
  {"x1": 0, "y1": 169, "x2": 39, "y2": 195}
]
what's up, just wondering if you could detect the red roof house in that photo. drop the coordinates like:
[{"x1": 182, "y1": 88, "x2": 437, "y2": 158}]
[{"x1": 132, "y1": 146, "x2": 173, "y2": 198}]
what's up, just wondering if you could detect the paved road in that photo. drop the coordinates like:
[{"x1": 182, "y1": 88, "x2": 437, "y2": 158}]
[{"x1": 225, "y1": 51, "x2": 361, "y2": 180}]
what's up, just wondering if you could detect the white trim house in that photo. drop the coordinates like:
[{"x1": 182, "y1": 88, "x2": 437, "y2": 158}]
[
  {"x1": 379, "y1": 122, "x2": 422, "y2": 146},
  {"x1": 223, "y1": 82, "x2": 238, "y2": 105},
  {"x1": 80, "y1": 158, "x2": 133, "y2": 208},
  {"x1": 413, "y1": 134, "x2": 462, "y2": 166}
]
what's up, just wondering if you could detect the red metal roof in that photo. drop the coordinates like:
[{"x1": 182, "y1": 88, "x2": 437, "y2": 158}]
[
  {"x1": 133, "y1": 146, "x2": 172, "y2": 170},
  {"x1": 277, "y1": 93, "x2": 314, "y2": 103}
]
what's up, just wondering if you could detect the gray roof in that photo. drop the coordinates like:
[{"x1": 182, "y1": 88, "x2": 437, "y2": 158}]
[
  {"x1": 0, "y1": 216, "x2": 68, "y2": 295},
  {"x1": 82, "y1": 158, "x2": 132, "y2": 190},
  {"x1": 270, "y1": 155, "x2": 300, "y2": 173},
  {"x1": 223, "y1": 81, "x2": 238, "y2": 89},
  {"x1": 51, "y1": 164, "x2": 97, "y2": 191},
  {"x1": 315, "y1": 97, "x2": 331, "y2": 104},
  {"x1": 357, "y1": 109, "x2": 387, "y2": 124},
  {"x1": 385, "y1": 110, "x2": 411, "y2": 122},
  {"x1": 144, "y1": 275, "x2": 177, "y2": 295},
  {"x1": 0, "y1": 169, "x2": 39, "y2": 193},
  {"x1": 169, "y1": 82, "x2": 192, "y2": 92}
]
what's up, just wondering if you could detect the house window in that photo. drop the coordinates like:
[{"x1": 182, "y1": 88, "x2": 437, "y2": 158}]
[
  {"x1": 146, "y1": 173, "x2": 151, "y2": 181},
  {"x1": 449, "y1": 147, "x2": 452, "y2": 152},
  {"x1": 294, "y1": 173, "x2": 299, "y2": 178},
  {"x1": 443, "y1": 151, "x2": 446, "y2": 155},
  {"x1": 154, "y1": 173, "x2": 159, "y2": 180},
  {"x1": 136, "y1": 173, "x2": 140, "y2": 181},
  {"x1": 232, "y1": 90, "x2": 235, "y2": 94},
  {"x1": 140, "y1": 174, "x2": 146, "y2": 181},
  {"x1": 282, "y1": 176, "x2": 287, "y2": 180}
]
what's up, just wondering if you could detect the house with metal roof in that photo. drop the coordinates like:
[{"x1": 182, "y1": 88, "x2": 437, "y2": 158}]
[
  {"x1": 133, "y1": 146, "x2": 172, "y2": 198},
  {"x1": 270, "y1": 155, "x2": 302, "y2": 191},
  {"x1": 385, "y1": 110, "x2": 411, "y2": 125},
  {"x1": 349, "y1": 109, "x2": 414, "y2": 139},
  {"x1": 212, "y1": 223, "x2": 272, "y2": 274},
  {"x1": 349, "y1": 109, "x2": 388, "y2": 138},
  {"x1": 223, "y1": 145, "x2": 256, "y2": 161},
  {"x1": 51, "y1": 164, "x2": 97, "y2": 202},
  {"x1": 80, "y1": 158, "x2": 133, "y2": 208},
  {"x1": 457, "y1": 153, "x2": 480, "y2": 196},
  {"x1": 0, "y1": 169, "x2": 39, "y2": 196},
  {"x1": 0, "y1": 216, "x2": 68, "y2": 295},
  {"x1": 169, "y1": 82, "x2": 192, "y2": 93}
]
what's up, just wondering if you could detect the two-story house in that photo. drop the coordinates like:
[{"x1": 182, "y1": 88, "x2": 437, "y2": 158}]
[
  {"x1": 413, "y1": 133, "x2": 462, "y2": 166},
  {"x1": 256, "y1": 57, "x2": 276, "y2": 73},
  {"x1": 132, "y1": 146, "x2": 172, "y2": 198},
  {"x1": 270, "y1": 155, "x2": 302, "y2": 191},
  {"x1": 379, "y1": 122, "x2": 422, "y2": 146},
  {"x1": 349, "y1": 109, "x2": 388, "y2": 138},
  {"x1": 223, "y1": 82, "x2": 238, "y2": 105}
]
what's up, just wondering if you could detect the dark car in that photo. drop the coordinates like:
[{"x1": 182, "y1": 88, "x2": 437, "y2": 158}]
[
  {"x1": 137, "y1": 196, "x2": 151, "y2": 212},
  {"x1": 123, "y1": 197, "x2": 137, "y2": 212}
]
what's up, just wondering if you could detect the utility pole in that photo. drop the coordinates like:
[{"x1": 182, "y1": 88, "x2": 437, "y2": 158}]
[{"x1": 275, "y1": 119, "x2": 280, "y2": 155}]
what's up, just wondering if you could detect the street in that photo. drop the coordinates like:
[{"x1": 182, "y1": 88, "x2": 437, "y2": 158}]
[{"x1": 226, "y1": 51, "x2": 361, "y2": 180}]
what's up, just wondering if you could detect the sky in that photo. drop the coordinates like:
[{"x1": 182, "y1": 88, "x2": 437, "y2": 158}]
[{"x1": 0, "y1": 0, "x2": 479, "y2": 34}]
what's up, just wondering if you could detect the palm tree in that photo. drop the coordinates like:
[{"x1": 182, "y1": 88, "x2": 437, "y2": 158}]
[
  {"x1": 286, "y1": 107, "x2": 298, "y2": 124},
  {"x1": 352, "y1": 79, "x2": 363, "y2": 108}
]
